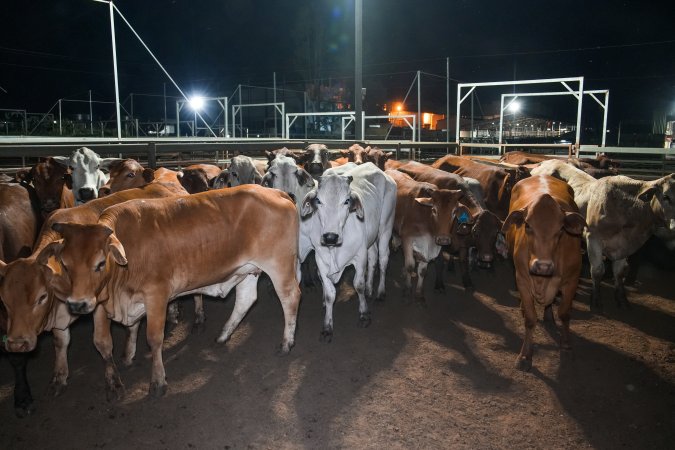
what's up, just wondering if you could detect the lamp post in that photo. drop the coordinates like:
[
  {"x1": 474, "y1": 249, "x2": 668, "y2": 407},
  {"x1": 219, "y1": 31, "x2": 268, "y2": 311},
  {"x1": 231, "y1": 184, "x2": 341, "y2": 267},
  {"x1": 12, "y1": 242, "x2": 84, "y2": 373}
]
[{"x1": 354, "y1": 0, "x2": 363, "y2": 141}]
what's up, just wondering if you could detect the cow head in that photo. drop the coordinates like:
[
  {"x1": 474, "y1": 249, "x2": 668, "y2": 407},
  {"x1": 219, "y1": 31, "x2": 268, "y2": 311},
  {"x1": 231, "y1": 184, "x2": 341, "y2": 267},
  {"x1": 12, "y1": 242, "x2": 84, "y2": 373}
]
[
  {"x1": 340, "y1": 144, "x2": 368, "y2": 165},
  {"x1": 639, "y1": 174, "x2": 675, "y2": 231},
  {"x1": 364, "y1": 147, "x2": 392, "y2": 171},
  {"x1": 54, "y1": 148, "x2": 116, "y2": 205},
  {"x1": 262, "y1": 155, "x2": 315, "y2": 204},
  {"x1": 502, "y1": 194, "x2": 586, "y2": 276},
  {"x1": 18, "y1": 157, "x2": 69, "y2": 216},
  {"x1": 300, "y1": 144, "x2": 330, "y2": 178},
  {"x1": 177, "y1": 167, "x2": 211, "y2": 194},
  {"x1": 99, "y1": 159, "x2": 153, "y2": 196},
  {"x1": 0, "y1": 258, "x2": 55, "y2": 352},
  {"x1": 416, "y1": 189, "x2": 465, "y2": 246},
  {"x1": 38, "y1": 222, "x2": 127, "y2": 315},
  {"x1": 227, "y1": 155, "x2": 263, "y2": 187},
  {"x1": 301, "y1": 173, "x2": 363, "y2": 246},
  {"x1": 470, "y1": 210, "x2": 505, "y2": 268},
  {"x1": 211, "y1": 169, "x2": 230, "y2": 190}
]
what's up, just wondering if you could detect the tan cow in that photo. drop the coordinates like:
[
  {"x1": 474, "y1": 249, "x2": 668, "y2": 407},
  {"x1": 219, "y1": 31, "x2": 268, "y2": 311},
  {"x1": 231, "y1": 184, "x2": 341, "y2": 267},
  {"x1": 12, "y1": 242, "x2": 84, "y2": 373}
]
[
  {"x1": 503, "y1": 175, "x2": 586, "y2": 370},
  {"x1": 39, "y1": 185, "x2": 301, "y2": 397},
  {"x1": 99, "y1": 159, "x2": 155, "y2": 195}
]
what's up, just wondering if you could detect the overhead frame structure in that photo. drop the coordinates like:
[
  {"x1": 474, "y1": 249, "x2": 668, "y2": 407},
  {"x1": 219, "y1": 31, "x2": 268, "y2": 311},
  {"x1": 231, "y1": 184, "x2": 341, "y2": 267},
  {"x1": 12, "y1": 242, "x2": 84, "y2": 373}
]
[
  {"x1": 362, "y1": 114, "x2": 417, "y2": 142},
  {"x1": 456, "y1": 77, "x2": 585, "y2": 151},
  {"x1": 286, "y1": 111, "x2": 355, "y2": 141},
  {"x1": 500, "y1": 89, "x2": 609, "y2": 148},
  {"x1": 176, "y1": 97, "x2": 228, "y2": 137},
  {"x1": 231, "y1": 102, "x2": 285, "y2": 138}
]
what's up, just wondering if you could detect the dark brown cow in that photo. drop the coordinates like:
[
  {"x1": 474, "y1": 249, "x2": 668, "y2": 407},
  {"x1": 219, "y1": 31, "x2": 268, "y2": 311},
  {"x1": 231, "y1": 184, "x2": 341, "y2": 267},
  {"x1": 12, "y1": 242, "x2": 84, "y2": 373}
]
[
  {"x1": 16, "y1": 157, "x2": 75, "y2": 218},
  {"x1": 0, "y1": 182, "x2": 190, "y2": 399},
  {"x1": 386, "y1": 169, "x2": 466, "y2": 302},
  {"x1": 432, "y1": 155, "x2": 521, "y2": 219},
  {"x1": 396, "y1": 161, "x2": 505, "y2": 290},
  {"x1": 501, "y1": 151, "x2": 618, "y2": 178},
  {"x1": 177, "y1": 164, "x2": 223, "y2": 193},
  {"x1": 0, "y1": 182, "x2": 41, "y2": 417},
  {"x1": 340, "y1": 143, "x2": 369, "y2": 164},
  {"x1": 39, "y1": 185, "x2": 301, "y2": 397},
  {"x1": 503, "y1": 175, "x2": 586, "y2": 370},
  {"x1": 364, "y1": 146, "x2": 392, "y2": 171},
  {"x1": 99, "y1": 159, "x2": 155, "y2": 196}
]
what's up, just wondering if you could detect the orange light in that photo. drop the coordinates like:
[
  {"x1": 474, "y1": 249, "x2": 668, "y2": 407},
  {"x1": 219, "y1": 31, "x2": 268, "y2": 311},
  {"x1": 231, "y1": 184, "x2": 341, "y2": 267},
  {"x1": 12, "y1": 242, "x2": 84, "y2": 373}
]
[{"x1": 395, "y1": 103, "x2": 403, "y2": 112}]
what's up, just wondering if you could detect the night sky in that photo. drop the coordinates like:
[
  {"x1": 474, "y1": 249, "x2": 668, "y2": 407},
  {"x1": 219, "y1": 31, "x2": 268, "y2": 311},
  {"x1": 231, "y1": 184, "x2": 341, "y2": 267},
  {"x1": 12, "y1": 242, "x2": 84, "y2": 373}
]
[{"x1": 1, "y1": 0, "x2": 674, "y2": 133}]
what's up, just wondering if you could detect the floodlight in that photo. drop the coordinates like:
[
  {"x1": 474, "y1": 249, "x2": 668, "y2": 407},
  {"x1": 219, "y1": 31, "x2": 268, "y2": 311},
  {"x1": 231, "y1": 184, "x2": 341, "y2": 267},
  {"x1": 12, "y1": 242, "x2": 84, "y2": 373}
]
[
  {"x1": 508, "y1": 101, "x2": 521, "y2": 113},
  {"x1": 189, "y1": 96, "x2": 205, "y2": 111}
]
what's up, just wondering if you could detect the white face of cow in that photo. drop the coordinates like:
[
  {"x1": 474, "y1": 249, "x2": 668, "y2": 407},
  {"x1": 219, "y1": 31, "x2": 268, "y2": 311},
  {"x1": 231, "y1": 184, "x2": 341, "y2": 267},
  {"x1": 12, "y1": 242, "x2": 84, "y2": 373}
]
[
  {"x1": 301, "y1": 173, "x2": 363, "y2": 246},
  {"x1": 227, "y1": 156, "x2": 260, "y2": 187},
  {"x1": 67, "y1": 147, "x2": 106, "y2": 204},
  {"x1": 262, "y1": 156, "x2": 314, "y2": 204}
]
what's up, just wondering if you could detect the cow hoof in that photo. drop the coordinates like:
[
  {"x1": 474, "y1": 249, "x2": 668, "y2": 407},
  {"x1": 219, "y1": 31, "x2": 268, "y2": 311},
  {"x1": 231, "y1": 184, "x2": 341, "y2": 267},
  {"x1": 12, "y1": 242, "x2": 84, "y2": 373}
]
[
  {"x1": 148, "y1": 382, "x2": 167, "y2": 398},
  {"x1": 121, "y1": 356, "x2": 135, "y2": 368},
  {"x1": 191, "y1": 321, "x2": 206, "y2": 335},
  {"x1": 277, "y1": 341, "x2": 294, "y2": 355},
  {"x1": 375, "y1": 294, "x2": 386, "y2": 302},
  {"x1": 319, "y1": 330, "x2": 333, "y2": 343},
  {"x1": 106, "y1": 380, "x2": 126, "y2": 402},
  {"x1": 47, "y1": 380, "x2": 67, "y2": 397},
  {"x1": 358, "y1": 313, "x2": 371, "y2": 328},
  {"x1": 515, "y1": 357, "x2": 532, "y2": 372}
]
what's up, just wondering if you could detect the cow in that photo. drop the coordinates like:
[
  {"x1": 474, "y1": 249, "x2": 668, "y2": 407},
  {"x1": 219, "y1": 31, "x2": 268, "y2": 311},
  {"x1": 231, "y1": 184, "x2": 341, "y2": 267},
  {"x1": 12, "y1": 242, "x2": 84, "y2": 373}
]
[
  {"x1": 37, "y1": 185, "x2": 301, "y2": 398},
  {"x1": 532, "y1": 160, "x2": 675, "y2": 311},
  {"x1": 53, "y1": 147, "x2": 116, "y2": 204},
  {"x1": 501, "y1": 151, "x2": 618, "y2": 178},
  {"x1": 99, "y1": 159, "x2": 155, "y2": 196},
  {"x1": 300, "y1": 162, "x2": 396, "y2": 341},
  {"x1": 386, "y1": 169, "x2": 466, "y2": 301},
  {"x1": 396, "y1": 161, "x2": 506, "y2": 290},
  {"x1": 221, "y1": 155, "x2": 263, "y2": 187},
  {"x1": 261, "y1": 155, "x2": 315, "y2": 206},
  {"x1": 364, "y1": 146, "x2": 392, "y2": 171},
  {"x1": 384, "y1": 159, "x2": 405, "y2": 170},
  {"x1": 177, "y1": 164, "x2": 222, "y2": 193},
  {"x1": 265, "y1": 147, "x2": 301, "y2": 168},
  {"x1": 503, "y1": 175, "x2": 587, "y2": 371},
  {"x1": 432, "y1": 155, "x2": 523, "y2": 219},
  {"x1": 298, "y1": 143, "x2": 331, "y2": 178},
  {"x1": 0, "y1": 182, "x2": 191, "y2": 399},
  {"x1": 16, "y1": 157, "x2": 75, "y2": 218},
  {"x1": 340, "y1": 143, "x2": 369, "y2": 165},
  {"x1": 0, "y1": 182, "x2": 41, "y2": 417}
]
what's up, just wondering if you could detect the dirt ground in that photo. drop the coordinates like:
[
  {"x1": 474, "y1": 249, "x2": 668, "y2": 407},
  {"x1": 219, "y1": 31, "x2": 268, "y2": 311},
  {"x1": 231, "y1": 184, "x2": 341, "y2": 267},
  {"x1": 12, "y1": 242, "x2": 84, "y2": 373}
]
[{"x1": 1, "y1": 250, "x2": 674, "y2": 450}]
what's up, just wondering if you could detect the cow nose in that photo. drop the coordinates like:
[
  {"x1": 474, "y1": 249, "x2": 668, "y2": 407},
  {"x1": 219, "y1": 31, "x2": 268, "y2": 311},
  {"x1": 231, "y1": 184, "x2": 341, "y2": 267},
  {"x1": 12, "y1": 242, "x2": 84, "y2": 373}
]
[
  {"x1": 6, "y1": 337, "x2": 33, "y2": 353},
  {"x1": 99, "y1": 186, "x2": 111, "y2": 196},
  {"x1": 322, "y1": 233, "x2": 339, "y2": 246},
  {"x1": 78, "y1": 187, "x2": 95, "y2": 201},
  {"x1": 67, "y1": 301, "x2": 90, "y2": 315},
  {"x1": 435, "y1": 236, "x2": 451, "y2": 246},
  {"x1": 530, "y1": 259, "x2": 554, "y2": 276}
]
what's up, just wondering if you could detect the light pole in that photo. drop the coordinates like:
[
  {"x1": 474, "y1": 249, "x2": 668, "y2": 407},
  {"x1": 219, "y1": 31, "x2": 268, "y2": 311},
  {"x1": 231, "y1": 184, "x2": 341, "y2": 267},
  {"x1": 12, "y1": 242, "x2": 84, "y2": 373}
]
[{"x1": 354, "y1": 0, "x2": 363, "y2": 141}]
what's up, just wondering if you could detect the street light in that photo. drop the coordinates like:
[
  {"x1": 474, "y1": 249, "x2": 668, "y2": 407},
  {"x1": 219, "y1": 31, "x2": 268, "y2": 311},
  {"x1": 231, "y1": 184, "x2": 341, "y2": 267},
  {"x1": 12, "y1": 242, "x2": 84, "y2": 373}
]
[
  {"x1": 508, "y1": 101, "x2": 521, "y2": 113},
  {"x1": 189, "y1": 96, "x2": 205, "y2": 111}
]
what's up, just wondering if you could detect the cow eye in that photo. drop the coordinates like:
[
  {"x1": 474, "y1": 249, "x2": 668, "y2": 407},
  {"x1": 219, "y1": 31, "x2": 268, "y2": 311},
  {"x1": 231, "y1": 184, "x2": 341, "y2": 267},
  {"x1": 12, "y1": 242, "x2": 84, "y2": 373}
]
[
  {"x1": 344, "y1": 198, "x2": 351, "y2": 206},
  {"x1": 231, "y1": 172, "x2": 238, "y2": 178},
  {"x1": 94, "y1": 261, "x2": 106, "y2": 272},
  {"x1": 126, "y1": 172, "x2": 135, "y2": 178},
  {"x1": 663, "y1": 195, "x2": 671, "y2": 203},
  {"x1": 314, "y1": 198, "x2": 322, "y2": 205},
  {"x1": 37, "y1": 293, "x2": 48, "y2": 305}
]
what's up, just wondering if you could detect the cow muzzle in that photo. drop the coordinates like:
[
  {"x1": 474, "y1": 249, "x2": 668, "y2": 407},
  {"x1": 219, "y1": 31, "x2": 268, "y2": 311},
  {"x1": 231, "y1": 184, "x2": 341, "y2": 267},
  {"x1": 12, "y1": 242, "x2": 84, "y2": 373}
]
[
  {"x1": 435, "y1": 236, "x2": 451, "y2": 246},
  {"x1": 530, "y1": 259, "x2": 554, "y2": 276},
  {"x1": 5, "y1": 335, "x2": 36, "y2": 353},
  {"x1": 477, "y1": 254, "x2": 494, "y2": 269},
  {"x1": 307, "y1": 163, "x2": 324, "y2": 177},
  {"x1": 321, "y1": 232, "x2": 340, "y2": 246},
  {"x1": 67, "y1": 300, "x2": 96, "y2": 315},
  {"x1": 78, "y1": 187, "x2": 96, "y2": 202}
]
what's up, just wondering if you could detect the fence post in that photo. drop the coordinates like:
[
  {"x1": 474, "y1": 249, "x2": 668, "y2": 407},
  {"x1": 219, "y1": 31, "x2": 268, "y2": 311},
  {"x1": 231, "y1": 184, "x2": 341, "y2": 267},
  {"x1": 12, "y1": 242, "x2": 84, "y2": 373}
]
[{"x1": 148, "y1": 142, "x2": 157, "y2": 169}]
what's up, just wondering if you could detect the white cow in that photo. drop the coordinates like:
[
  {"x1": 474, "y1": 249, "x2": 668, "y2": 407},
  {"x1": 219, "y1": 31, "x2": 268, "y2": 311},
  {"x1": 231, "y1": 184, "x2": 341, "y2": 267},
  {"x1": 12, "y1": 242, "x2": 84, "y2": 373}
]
[
  {"x1": 54, "y1": 147, "x2": 115, "y2": 204},
  {"x1": 300, "y1": 162, "x2": 396, "y2": 342},
  {"x1": 225, "y1": 155, "x2": 263, "y2": 187},
  {"x1": 261, "y1": 155, "x2": 316, "y2": 207}
]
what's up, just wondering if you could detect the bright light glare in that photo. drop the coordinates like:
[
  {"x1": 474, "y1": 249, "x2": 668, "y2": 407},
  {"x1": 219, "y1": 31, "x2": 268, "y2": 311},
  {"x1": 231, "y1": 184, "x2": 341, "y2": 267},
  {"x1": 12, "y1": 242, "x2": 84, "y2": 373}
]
[
  {"x1": 508, "y1": 101, "x2": 521, "y2": 113},
  {"x1": 189, "y1": 96, "x2": 205, "y2": 111}
]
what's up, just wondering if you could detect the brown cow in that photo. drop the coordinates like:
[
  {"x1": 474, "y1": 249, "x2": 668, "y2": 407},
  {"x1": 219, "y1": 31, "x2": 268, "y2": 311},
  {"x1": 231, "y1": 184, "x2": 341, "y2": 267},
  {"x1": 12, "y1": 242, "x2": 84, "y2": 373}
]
[
  {"x1": 39, "y1": 185, "x2": 301, "y2": 397},
  {"x1": 0, "y1": 182, "x2": 190, "y2": 399},
  {"x1": 364, "y1": 146, "x2": 392, "y2": 171},
  {"x1": 340, "y1": 143, "x2": 369, "y2": 164},
  {"x1": 386, "y1": 169, "x2": 466, "y2": 302},
  {"x1": 16, "y1": 157, "x2": 75, "y2": 218},
  {"x1": 503, "y1": 175, "x2": 586, "y2": 371},
  {"x1": 177, "y1": 164, "x2": 223, "y2": 193},
  {"x1": 396, "y1": 161, "x2": 505, "y2": 290},
  {"x1": 432, "y1": 155, "x2": 524, "y2": 219},
  {"x1": 0, "y1": 182, "x2": 41, "y2": 416},
  {"x1": 501, "y1": 151, "x2": 618, "y2": 178},
  {"x1": 297, "y1": 143, "x2": 331, "y2": 178},
  {"x1": 99, "y1": 159, "x2": 155, "y2": 196}
]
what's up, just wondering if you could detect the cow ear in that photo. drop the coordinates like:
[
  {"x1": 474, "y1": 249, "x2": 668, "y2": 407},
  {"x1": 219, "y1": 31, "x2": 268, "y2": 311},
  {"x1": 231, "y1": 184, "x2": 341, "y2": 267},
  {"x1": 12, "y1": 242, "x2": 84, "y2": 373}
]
[
  {"x1": 340, "y1": 149, "x2": 350, "y2": 157},
  {"x1": 296, "y1": 168, "x2": 314, "y2": 187},
  {"x1": 350, "y1": 192, "x2": 364, "y2": 219},
  {"x1": 301, "y1": 190, "x2": 317, "y2": 217},
  {"x1": 384, "y1": 152, "x2": 392, "y2": 159},
  {"x1": 253, "y1": 170, "x2": 263, "y2": 185},
  {"x1": 0, "y1": 259, "x2": 7, "y2": 280},
  {"x1": 415, "y1": 197, "x2": 434, "y2": 207},
  {"x1": 52, "y1": 156, "x2": 69, "y2": 167},
  {"x1": 99, "y1": 158, "x2": 122, "y2": 172},
  {"x1": 265, "y1": 151, "x2": 275, "y2": 162},
  {"x1": 106, "y1": 234, "x2": 127, "y2": 266},
  {"x1": 502, "y1": 209, "x2": 525, "y2": 233},
  {"x1": 15, "y1": 168, "x2": 31, "y2": 184},
  {"x1": 454, "y1": 205, "x2": 473, "y2": 224},
  {"x1": 36, "y1": 240, "x2": 64, "y2": 269},
  {"x1": 563, "y1": 211, "x2": 587, "y2": 236},
  {"x1": 142, "y1": 168, "x2": 155, "y2": 183},
  {"x1": 638, "y1": 184, "x2": 657, "y2": 202},
  {"x1": 63, "y1": 173, "x2": 73, "y2": 190},
  {"x1": 176, "y1": 171, "x2": 184, "y2": 180}
]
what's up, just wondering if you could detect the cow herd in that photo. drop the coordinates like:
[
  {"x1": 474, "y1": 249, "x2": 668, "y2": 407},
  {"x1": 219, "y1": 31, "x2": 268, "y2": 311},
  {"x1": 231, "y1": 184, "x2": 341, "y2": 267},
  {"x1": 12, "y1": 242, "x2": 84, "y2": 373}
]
[{"x1": 1, "y1": 144, "x2": 674, "y2": 418}]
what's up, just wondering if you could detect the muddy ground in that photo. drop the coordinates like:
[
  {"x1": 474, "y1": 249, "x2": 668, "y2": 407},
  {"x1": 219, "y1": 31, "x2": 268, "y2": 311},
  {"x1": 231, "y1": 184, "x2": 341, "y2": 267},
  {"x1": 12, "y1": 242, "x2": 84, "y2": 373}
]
[{"x1": 1, "y1": 251, "x2": 674, "y2": 449}]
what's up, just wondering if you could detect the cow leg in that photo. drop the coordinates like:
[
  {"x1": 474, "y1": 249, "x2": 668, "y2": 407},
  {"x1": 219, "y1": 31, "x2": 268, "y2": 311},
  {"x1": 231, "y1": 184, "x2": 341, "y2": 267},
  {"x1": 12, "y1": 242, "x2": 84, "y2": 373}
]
[
  {"x1": 270, "y1": 277, "x2": 300, "y2": 355},
  {"x1": 166, "y1": 302, "x2": 180, "y2": 326},
  {"x1": 192, "y1": 294, "x2": 206, "y2": 334},
  {"x1": 92, "y1": 307, "x2": 124, "y2": 401},
  {"x1": 49, "y1": 328, "x2": 70, "y2": 397},
  {"x1": 516, "y1": 280, "x2": 536, "y2": 371},
  {"x1": 558, "y1": 282, "x2": 577, "y2": 351},
  {"x1": 402, "y1": 241, "x2": 417, "y2": 299},
  {"x1": 121, "y1": 321, "x2": 140, "y2": 367},
  {"x1": 587, "y1": 236, "x2": 605, "y2": 313},
  {"x1": 365, "y1": 244, "x2": 378, "y2": 300},
  {"x1": 354, "y1": 252, "x2": 371, "y2": 328},
  {"x1": 415, "y1": 261, "x2": 428, "y2": 302},
  {"x1": 314, "y1": 255, "x2": 338, "y2": 342},
  {"x1": 458, "y1": 246, "x2": 474, "y2": 291},
  {"x1": 433, "y1": 252, "x2": 446, "y2": 293},
  {"x1": 8, "y1": 352, "x2": 33, "y2": 417},
  {"x1": 145, "y1": 297, "x2": 169, "y2": 398},
  {"x1": 216, "y1": 275, "x2": 259, "y2": 345},
  {"x1": 376, "y1": 230, "x2": 393, "y2": 301},
  {"x1": 612, "y1": 258, "x2": 630, "y2": 308}
]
